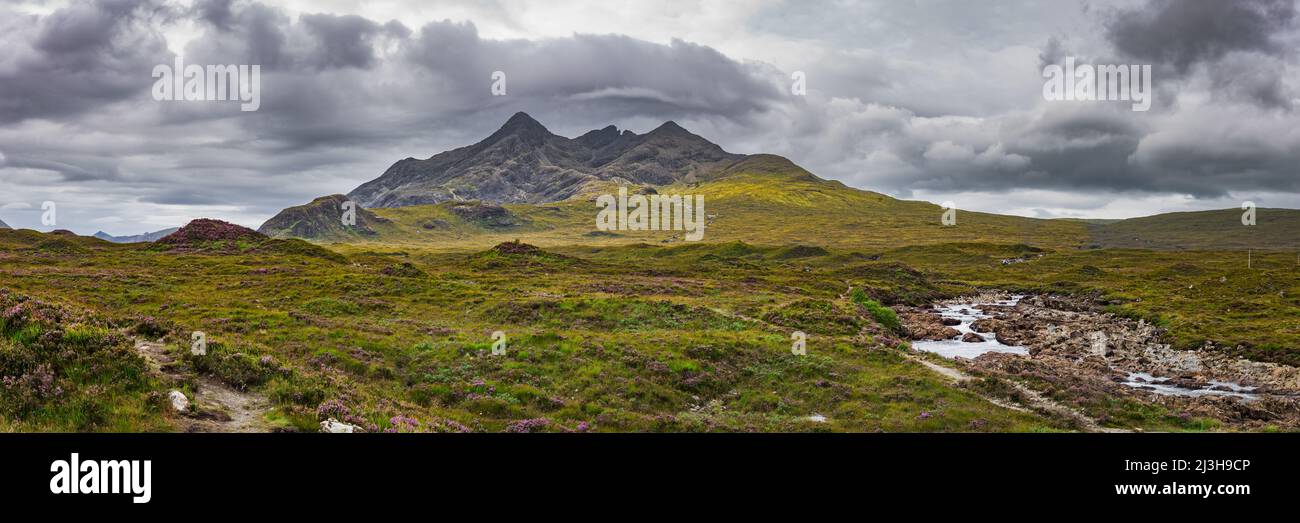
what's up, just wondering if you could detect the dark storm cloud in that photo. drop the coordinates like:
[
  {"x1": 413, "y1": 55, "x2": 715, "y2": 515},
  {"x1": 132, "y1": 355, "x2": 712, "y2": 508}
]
[
  {"x1": 0, "y1": 0, "x2": 172, "y2": 123},
  {"x1": 1105, "y1": 0, "x2": 1297, "y2": 73},
  {"x1": 400, "y1": 20, "x2": 783, "y2": 117},
  {"x1": 192, "y1": 0, "x2": 235, "y2": 31},
  {"x1": 174, "y1": 9, "x2": 784, "y2": 153},
  {"x1": 4, "y1": 156, "x2": 123, "y2": 183},
  {"x1": 1208, "y1": 52, "x2": 1294, "y2": 110},
  {"x1": 297, "y1": 14, "x2": 384, "y2": 69}
]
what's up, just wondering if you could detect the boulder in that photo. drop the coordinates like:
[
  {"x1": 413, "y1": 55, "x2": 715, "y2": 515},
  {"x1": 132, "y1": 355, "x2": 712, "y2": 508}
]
[
  {"x1": 970, "y1": 318, "x2": 995, "y2": 333},
  {"x1": 961, "y1": 332, "x2": 985, "y2": 343},
  {"x1": 320, "y1": 418, "x2": 359, "y2": 433},
  {"x1": 900, "y1": 309, "x2": 964, "y2": 340},
  {"x1": 168, "y1": 390, "x2": 189, "y2": 413}
]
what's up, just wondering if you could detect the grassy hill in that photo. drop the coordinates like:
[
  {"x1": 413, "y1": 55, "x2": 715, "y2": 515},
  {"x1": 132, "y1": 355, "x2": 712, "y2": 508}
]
[
  {"x1": 273, "y1": 155, "x2": 1300, "y2": 254},
  {"x1": 296, "y1": 155, "x2": 1094, "y2": 250},
  {"x1": 1085, "y1": 208, "x2": 1300, "y2": 251}
]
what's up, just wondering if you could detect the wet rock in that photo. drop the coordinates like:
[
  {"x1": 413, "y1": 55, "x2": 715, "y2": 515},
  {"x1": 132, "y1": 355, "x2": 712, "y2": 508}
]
[
  {"x1": 953, "y1": 292, "x2": 1300, "y2": 429},
  {"x1": 941, "y1": 318, "x2": 961, "y2": 326},
  {"x1": 961, "y1": 333, "x2": 985, "y2": 343},
  {"x1": 899, "y1": 309, "x2": 963, "y2": 340}
]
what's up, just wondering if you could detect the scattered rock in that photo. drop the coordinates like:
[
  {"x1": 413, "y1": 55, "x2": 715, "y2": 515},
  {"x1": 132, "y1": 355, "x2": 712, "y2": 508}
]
[
  {"x1": 961, "y1": 332, "x2": 985, "y2": 343},
  {"x1": 320, "y1": 418, "x2": 359, "y2": 433},
  {"x1": 898, "y1": 309, "x2": 963, "y2": 340},
  {"x1": 168, "y1": 390, "x2": 189, "y2": 413}
]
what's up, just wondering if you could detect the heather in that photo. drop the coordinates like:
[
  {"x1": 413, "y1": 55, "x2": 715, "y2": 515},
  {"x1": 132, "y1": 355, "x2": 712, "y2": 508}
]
[{"x1": 2, "y1": 225, "x2": 1297, "y2": 432}]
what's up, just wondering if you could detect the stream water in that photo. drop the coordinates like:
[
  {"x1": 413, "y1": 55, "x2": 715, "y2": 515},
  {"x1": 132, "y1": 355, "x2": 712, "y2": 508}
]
[
  {"x1": 912, "y1": 295, "x2": 1030, "y2": 359},
  {"x1": 912, "y1": 295, "x2": 1262, "y2": 401},
  {"x1": 1120, "y1": 372, "x2": 1260, "y2": 401}
]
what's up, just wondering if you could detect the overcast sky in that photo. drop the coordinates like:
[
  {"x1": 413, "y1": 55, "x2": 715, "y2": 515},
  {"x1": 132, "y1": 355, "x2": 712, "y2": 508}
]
[{"x1": 1, "y1": 0, "x2": 1298, "y2": 234}]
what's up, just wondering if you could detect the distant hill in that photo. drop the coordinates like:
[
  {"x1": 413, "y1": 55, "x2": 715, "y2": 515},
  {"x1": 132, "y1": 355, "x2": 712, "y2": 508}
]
[
  {"x1": 93, "y1": 227, "x2": 178, "y2": 243},
  {"x1": 1086, "y1": 208, "x2": 1300, "y2": 250},
  {"x1": 0, "y1": 218, "x2": 8, "y2": 229},
  {"x1": 347, "y1": 112, "x2": 742, "y2": 208},
  {"x1": 258, "y1": 194, "x2": 395, "y2": 241}
]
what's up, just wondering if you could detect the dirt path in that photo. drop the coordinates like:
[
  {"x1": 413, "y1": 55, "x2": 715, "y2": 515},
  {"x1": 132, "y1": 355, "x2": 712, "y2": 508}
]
[
  {"x1": 902, "y1": 351, "x2": 1128, "y2": 433},
  {"x1": 134, "y1": 340, "x2": 272, "y2": 433}
]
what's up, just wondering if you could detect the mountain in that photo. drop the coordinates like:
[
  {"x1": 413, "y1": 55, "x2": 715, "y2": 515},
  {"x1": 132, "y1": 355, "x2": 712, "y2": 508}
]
[
  {"x1": 93, "y1": 227, "x2": 179, "y2": 243},
  {"x1": 0, "y1": 218, "x2": 8, "y2": 229},
  {"x1": 267, "y1": 114, "x2": 1300, "y2": 252},
  {"x1": 258, "y1": 194, "x2": 394, "y2": 240},
  {"x1": 346, "y1": 112, "x2": 742, "y2": 208}
]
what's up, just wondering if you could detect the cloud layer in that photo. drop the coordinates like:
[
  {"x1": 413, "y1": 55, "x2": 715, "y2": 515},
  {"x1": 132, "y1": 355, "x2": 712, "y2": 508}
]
[{"x1": 1, "y1": 0, "x2": 1298, "y2": 233}]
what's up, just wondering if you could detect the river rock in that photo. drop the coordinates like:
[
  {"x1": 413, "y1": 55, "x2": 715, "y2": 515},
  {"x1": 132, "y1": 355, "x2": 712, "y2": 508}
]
[
  {"x1": 899, "y1": 309, "x2": 962, "y2": 340},
  {"x1": 970, "y1": 318, "x2": 995, "y2": 333},
  {"x1": 961, "y1": 333, "x2": 985, "y2": 343}
]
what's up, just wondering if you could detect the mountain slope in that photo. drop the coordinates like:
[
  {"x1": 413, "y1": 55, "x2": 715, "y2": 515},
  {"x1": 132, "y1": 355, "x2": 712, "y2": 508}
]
[
  {"x1": 0, "y1": 218, "x2": 8, "y2": 229},
  {"x1": 347, "y1": 112, "x2": 742, "y2": 208},
  {"x1": 321, "y1": 154, "x2": 1092, "y2": 250},
  {"x1": 258, "y1": 194, "x2": 396, "y2": 241},
  {"x1": 93, "y1": 227, "x2": 179, "y2": 243}
]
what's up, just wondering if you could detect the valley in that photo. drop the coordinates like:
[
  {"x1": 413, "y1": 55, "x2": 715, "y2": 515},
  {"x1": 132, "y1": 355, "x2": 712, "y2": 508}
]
[
  {"x1": 3, "y1": 224, "x2": 1297, "y2": 432},
  {"x1": 3, "y1": 114, "x2": 1297, "y2": 433}
]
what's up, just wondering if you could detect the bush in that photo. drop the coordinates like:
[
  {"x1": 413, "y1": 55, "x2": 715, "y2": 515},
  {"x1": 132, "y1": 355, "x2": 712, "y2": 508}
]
[
  {"x1": 185, "y1": 343, "x2": 276, "y2": 390},
  {"x1": 0, "y1": 291, "x2": 161, "y2": 430},
  {"x1": 852, "y1": 289, "x2": 902, "y2": 334}
]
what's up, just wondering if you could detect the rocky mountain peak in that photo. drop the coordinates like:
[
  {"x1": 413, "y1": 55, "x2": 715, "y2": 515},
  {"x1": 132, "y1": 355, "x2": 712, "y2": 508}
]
[
  {"x1": 489, "y1": 111, "x2": 553, "y2": 143},
  {"x1": 346, "y1": 112, "x2": 745, "y2": 208}
]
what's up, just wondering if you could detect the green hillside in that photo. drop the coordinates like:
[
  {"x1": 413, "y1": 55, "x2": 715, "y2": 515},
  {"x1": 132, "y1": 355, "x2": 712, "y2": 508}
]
[
  {"x1": 304, "y1": 155, "x2": 1093, "y2": 250},
  {"x1": 1085, "y1": 208, "x2": 1300, "y2": 251},
  {"x1": 275, "y1": 155, "x2": 1299, "y2": 254}
]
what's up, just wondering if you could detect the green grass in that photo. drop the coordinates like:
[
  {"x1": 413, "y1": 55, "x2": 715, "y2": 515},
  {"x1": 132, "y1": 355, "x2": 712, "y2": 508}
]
[{"x1": 2, "y1": 205, "x2": 1297, "y2": 432}]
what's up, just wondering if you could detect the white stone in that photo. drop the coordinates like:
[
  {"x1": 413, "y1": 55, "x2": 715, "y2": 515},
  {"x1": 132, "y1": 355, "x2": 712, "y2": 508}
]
[
  {"x1": 320, "y1": 418, "x2": 358, "y2": 433},
  {"x1": 168, "y1": 390, "x2": 189, "y2": 412}
]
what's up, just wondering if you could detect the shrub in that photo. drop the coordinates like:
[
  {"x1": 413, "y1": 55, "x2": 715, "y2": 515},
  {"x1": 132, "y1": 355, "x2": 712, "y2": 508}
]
[
  {"x1": 185, "y1": 344, "x2": 276, "y2": 390},
  {"x1": 852, "y1": 289, "x2": 902, "y2": 334}
]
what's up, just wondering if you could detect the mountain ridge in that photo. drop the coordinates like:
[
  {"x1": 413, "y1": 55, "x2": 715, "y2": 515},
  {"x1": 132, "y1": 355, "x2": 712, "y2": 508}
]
[{"x1": 346, "y1": 112, "x2": 744, "y2": 208}]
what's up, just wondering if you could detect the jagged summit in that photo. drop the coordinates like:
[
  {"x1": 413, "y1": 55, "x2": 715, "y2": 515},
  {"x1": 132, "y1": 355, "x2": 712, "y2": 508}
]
[
  {"x1": 486, "y1": 111, "x2": 554, "y2": 145},
  {"x1": 346, "y1": 113, "x2": 745, "y2": 208},
  {"x1": 650, "y1": 121, "x2": 687, "y2": 134},
  {"x1": 500, "y1": 111, "x2": 547, "y2": 131}
]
